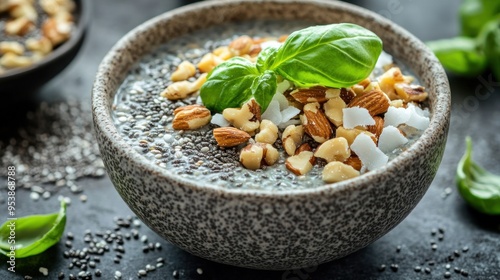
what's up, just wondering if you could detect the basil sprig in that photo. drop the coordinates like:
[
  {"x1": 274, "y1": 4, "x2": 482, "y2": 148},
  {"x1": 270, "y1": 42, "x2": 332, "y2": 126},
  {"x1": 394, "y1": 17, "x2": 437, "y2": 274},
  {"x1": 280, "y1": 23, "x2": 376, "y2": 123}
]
[
  {"x1": 456, "y1": 137, "x2": 500, "y2": 215},
  {"x1": 0, "y1": 201, "x2": 67, "y2": 258},
  {"x1": 200, "y1": 23, "x2": 383, "y2": 113}
]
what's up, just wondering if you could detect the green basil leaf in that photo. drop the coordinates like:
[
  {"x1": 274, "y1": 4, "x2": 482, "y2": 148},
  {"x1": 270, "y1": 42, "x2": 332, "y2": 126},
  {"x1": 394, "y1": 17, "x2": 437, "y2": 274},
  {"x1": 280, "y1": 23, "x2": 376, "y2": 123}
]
[
  {"x1": 251, "y1": 70, "x2": 277, "y2": 112},
  {"x1": 200, "y1": 57, "x2": 277, "y2": 113},
  {"x1": 269, "y1": 23, "x2": 382, "y2": 88},
  {"x1": 478, "y1": 17, "x2": 500, "y2": 82},
  {"x1": 0, "y1": 201, "x2": 67, "y2": 258},
  {"x1": 427, "y1": 37, "x2": 487, "y2": 76},
  {"x1": 456, "y1": 137, "x2": 500, "y2": 215},
  {"x1": 200, "y1": 57, "x2": 260, "y2": 113},
  {"x1": 256, "y1": 46, "x2": 278, "y2": 73},
  {"x1": 460, "y1": 0, "x2": 500, "y2": 37}
]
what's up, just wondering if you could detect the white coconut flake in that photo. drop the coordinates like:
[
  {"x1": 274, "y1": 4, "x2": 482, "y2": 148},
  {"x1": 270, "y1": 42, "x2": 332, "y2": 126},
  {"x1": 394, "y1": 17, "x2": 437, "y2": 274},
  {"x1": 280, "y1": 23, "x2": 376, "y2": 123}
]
[
  {"x1": 351, "y1": 133, "x2": 388, "y2": 171},
  {"x1": 384, "y1": 106, "x2": 411, "y2": 127},
  {"x1": 375, "y1": 51, "x2": 393, "y2": 70},
  {"x1": 343, "y1": 107, "x2": 375, "y2": 129},
  {"x1": 210, "y1": 113, "x2": 230, "y2": 127},
  {"x1": 276, "y1": 80, "x2": 292, "y2": 95},
  {"x1": 273, "y1": 92, "x2": 289, "y2": 110},
  {"x1": 280, "y1": 106, "x2": 301, "y2": 123},
  {"x1": 406, "y1": 104, "x2": 430, "y2": 130},
  {"x1": 261, "y1": 100, "x2": 282, "y2": 124},
  {"x1": 378, "y1": 126, "x2": 409, "y2": 153},
  {"x1": 410, "y1": 102, "x2": 430, "y2": 118},
  {"x1": 278, "y1": 119, "x2": 301, "y2": 129}
]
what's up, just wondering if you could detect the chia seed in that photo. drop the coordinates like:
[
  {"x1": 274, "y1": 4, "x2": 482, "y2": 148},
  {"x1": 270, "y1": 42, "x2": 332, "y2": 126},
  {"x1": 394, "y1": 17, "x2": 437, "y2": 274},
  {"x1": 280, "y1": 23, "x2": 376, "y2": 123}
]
[
  {"x1": 0, "y1": 102, "x2": 104, "y2": 193},
  {"x1": 112, "y1": 20, "x2": 426, "y2": 191}
]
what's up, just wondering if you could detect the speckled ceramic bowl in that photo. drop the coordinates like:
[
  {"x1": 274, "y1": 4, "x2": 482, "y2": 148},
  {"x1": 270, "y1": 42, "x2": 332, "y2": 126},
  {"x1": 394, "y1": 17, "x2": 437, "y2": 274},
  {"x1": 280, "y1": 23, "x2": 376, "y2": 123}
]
[{"x1": 92, "y1": 0, "x2": 450, "y2": 270}]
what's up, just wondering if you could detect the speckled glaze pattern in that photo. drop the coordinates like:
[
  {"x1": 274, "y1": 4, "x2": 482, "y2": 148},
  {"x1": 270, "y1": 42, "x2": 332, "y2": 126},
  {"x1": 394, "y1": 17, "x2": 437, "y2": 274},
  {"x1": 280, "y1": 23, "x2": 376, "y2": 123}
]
[{"x1": 92, "y1": 0, "x2": 451, "y2": 270}]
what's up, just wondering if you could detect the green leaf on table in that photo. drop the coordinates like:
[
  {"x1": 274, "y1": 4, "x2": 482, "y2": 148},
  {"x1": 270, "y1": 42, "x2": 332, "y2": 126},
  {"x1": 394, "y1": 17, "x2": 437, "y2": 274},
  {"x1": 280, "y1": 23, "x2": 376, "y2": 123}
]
[
  {"x1": 200, "y1": 57, "x2": 277, "y2": 113},
  {"x1": 427, "y1": 37, "x2": 487, "y2": 76},
  {"x1": 268, "y1": 23, "x2": 383, "y2": 88},
  {"x1": 456, "y1": 137, "x2": 500, "y2": 215},
  {"x1": 460, "y1": 0, "x2": 500, "y2": 37},
  {"x1": 0, "y1": 201, "x2": 67, "y2": 258},
  {"x1": 478, "y1": 16, "x2": 500, "y2": 82}
]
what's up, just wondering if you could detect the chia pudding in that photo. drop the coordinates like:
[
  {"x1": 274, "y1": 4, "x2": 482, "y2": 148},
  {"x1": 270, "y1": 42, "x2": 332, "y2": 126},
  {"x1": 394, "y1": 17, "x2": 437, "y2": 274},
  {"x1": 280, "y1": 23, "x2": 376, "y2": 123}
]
[{"x1": 112, "y1": 20, "x2": 429, "y2": 190}]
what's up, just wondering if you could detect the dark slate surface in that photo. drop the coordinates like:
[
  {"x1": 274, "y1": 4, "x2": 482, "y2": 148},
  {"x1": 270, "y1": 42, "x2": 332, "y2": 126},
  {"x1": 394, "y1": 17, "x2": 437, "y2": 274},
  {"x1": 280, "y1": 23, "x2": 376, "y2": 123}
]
[{"x1": 1, "y1": 0, "x2": 500, "y2": 279}]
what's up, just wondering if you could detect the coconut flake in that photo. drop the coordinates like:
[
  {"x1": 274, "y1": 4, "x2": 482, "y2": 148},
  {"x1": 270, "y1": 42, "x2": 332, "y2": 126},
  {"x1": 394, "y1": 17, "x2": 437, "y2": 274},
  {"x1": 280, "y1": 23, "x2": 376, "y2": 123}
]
[
  {"x1": 351, "y1": 133, "x2": 388, "y2": 171},
  {"x1": 343, "y1": 107, "x2": 375, "y2": 129},
  {"x1": 261, "y1": 100, "x2": 282, "y2": 124},
  {"x1": 375, "y1": 51, "x2": 393, "y2": 70},
  {"x1": 406, "y1": 104, "x2": 430, "y2": 130},
  {"x1": 384, "y1": 106, "x2": 411, "y2": 127},
  {"x1": 278, "y1": 119, "x2": 301, "y2": 129},
  {"x1": 210, "y1": 113, "x2": 230, "y2": 127},
  {"x1": 280, "y1": 106, "x2": 300, "y2": 123},
  {"x1": 378, "y1": 126, "x2": 409, "y2": 153}
]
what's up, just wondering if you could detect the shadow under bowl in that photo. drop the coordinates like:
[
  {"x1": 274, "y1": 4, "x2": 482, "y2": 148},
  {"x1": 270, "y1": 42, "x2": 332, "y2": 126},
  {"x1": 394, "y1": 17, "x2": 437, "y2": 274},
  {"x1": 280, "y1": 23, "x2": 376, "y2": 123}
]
[
  {"x1": 0, "y1": 0, "x2": 89, "y2": 96},
  {"x1": 92, "y1": 0, "x2": 451, "y2": 270}
]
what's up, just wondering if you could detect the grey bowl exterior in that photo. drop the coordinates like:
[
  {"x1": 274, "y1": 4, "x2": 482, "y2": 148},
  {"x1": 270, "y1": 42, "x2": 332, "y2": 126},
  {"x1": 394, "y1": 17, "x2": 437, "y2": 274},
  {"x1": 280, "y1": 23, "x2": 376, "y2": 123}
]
[{"x1": 92, "y1": 0, "x2": 450, "y2": 270}]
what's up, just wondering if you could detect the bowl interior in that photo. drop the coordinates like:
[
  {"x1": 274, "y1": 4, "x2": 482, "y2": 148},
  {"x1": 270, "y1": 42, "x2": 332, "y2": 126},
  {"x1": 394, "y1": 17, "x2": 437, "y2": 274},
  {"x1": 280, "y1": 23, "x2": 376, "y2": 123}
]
[{"x1": 93, "y1": 0, "x2": 450, "y2": 196}]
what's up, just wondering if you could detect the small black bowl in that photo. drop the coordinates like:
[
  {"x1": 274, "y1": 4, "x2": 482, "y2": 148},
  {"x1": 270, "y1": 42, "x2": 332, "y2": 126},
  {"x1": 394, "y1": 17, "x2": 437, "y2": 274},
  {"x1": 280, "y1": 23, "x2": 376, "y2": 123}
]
[{"x1": 0, "y1": 0, "x2": 89, "y2": 96}]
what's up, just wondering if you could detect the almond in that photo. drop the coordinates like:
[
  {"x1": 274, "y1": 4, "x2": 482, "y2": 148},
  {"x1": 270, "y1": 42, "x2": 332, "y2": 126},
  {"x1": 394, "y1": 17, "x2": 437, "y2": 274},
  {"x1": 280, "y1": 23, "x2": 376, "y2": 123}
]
[
  {"x1": 285, "y1": 151, "x2": 315, "y2": 175},
  {"x1": 366, "y1": 116, "x2": 384, "y2": 139},
  {"x1": 348, "y1": 89, "x2": 390, "y2": 116},
  {"x1": 295, "y1": 143, "x2": 312, "y2": 155},
  {"x1": 290, "y1": 86, "x2": 340, "y2": 104},
  {"x1": 339, "y1": 88, "x2": 356, "y2": 104},
  {"x1": 172, "y1": 105, "x2": 211, "y2": 130},
  {"x1": 301, "y1": 102, "x2": 333, "y2": 143},
  {"x1": 394, "y1": 83, "x2": 428, "y2": 102},
  {"x1": 344, "y1": 156, "x2": 362, "y2": 171},
  {"x1": 213, "y1": 127, "x2": 251, "y2": 147}
]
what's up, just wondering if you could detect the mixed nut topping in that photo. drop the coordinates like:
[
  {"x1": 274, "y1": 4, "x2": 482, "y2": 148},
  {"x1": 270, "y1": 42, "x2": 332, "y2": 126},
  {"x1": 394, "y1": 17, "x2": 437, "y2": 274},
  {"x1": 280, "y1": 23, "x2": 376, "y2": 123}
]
[
  {"x1": 160, "y1": 34, "x2": 430, "y2": 184},
  {"x1": 0, "y1": 0, "x2": 76, "y2": 74}
]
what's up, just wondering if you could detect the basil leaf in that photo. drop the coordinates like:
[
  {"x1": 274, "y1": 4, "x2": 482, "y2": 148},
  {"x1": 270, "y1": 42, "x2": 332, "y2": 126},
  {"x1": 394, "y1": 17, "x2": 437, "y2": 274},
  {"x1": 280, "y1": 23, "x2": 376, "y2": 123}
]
[
  {"x1": 269, "y1": 23, "x2": 382, "y2": 88},
  {"x1": 427, "y1": 37, "x2": 487, "y2": 76},
  {"x1": 456, "y1": 137, "x2": 500, "y2": 215},
  {"x1": 251, "y1": 70, "x2": 277, "y2": 112},
  {"x1": 0, "y1": 201, "x2": 67, "y2": 258},
  {"x1": 200, "y1": 57, "x2": 277, "y2": 113},
  {"x1": 478, "y1": 17, "x2": 500, "y2": 82},
  {"x1": 256, "y1": 46, "x2": 278, "y2": 73},
  {"x1": 460, "y1": 0, "x2": 500, "y2": 37},
  {"x1": 200, "y1": 57, "x2": 260, "y2": 113}
]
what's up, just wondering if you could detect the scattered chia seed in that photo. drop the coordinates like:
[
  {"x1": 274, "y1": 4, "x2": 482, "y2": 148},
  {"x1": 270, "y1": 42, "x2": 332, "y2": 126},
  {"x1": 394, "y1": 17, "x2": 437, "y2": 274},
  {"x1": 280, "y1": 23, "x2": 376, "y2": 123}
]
[
  {"x1": 24, "y1": 276, "x2": 33, "y2": 280},
  {"x1": 445, "y1": 264, "x2": 451, "y2": 270},
  {"x1": 431, "y1": 244, "x2": 438, "y2": 250},
  {"x1": 69, "y1": 274, "x2": 76, "y2": 280},
  {"x1": 454, "y1": 267, "x2": 461, "y2": 273},
  {"x1": 196, "y1": 268, "x2": 203, "y2": 275},
  {"x1": 67, "y1": 232, "x2": 74, "y2": 240},
  {"x1": 378, "y1": 264, "x2": 386, "y2": 272},
  {"x1": 39, "y1": 267, "x2": 48, "y2": 276},
  {"x1": 444, "y1": 271, "x2": 451, "y2": 278},
  {"x1": 94, "y1": 270, "x2": 102, "y2": 277},
  {"x1": 0, "y1": 102, "x2": 105, "y2": 194},
  {"x1": 460, "y1": 269, "x2": 469, "y2": 277},
  {"x1": 396, "y1": 245, "x2": 401, "y2": 253},
  {"x1": 390, "y1": 264, "x2": 399, "y2": 272},
  {"x1": 173, "y1": 270, "x2": 179, "y2": 278},
  {"x1": 425, "y1": 267, "x2": 431, "y2": 274},
  {"x1": 428, "y1": 260, "x2": 435, "y2": 266},
  {"x1": 462, "y1": 246, "x2": 469, "y2": 252},
  {"x1": 414, "y1": 266, "x2": 422, "y2": 272},
  {"x1": 58, "y1": 272, "x2": 65, "y2": 279},
  {"x1": 138, "y1": 269, "x2": 147, "y2": 276}
]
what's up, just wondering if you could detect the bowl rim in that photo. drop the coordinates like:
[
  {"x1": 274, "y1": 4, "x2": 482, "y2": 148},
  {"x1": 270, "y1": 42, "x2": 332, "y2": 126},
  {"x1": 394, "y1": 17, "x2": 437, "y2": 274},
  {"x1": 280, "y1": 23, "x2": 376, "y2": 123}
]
[
  {"x1": 0, "y1": 0, "x2": 90, "y2": 80},
  {"x1": 92, "y1": 0, "x2": 451, "y2": 198}
]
